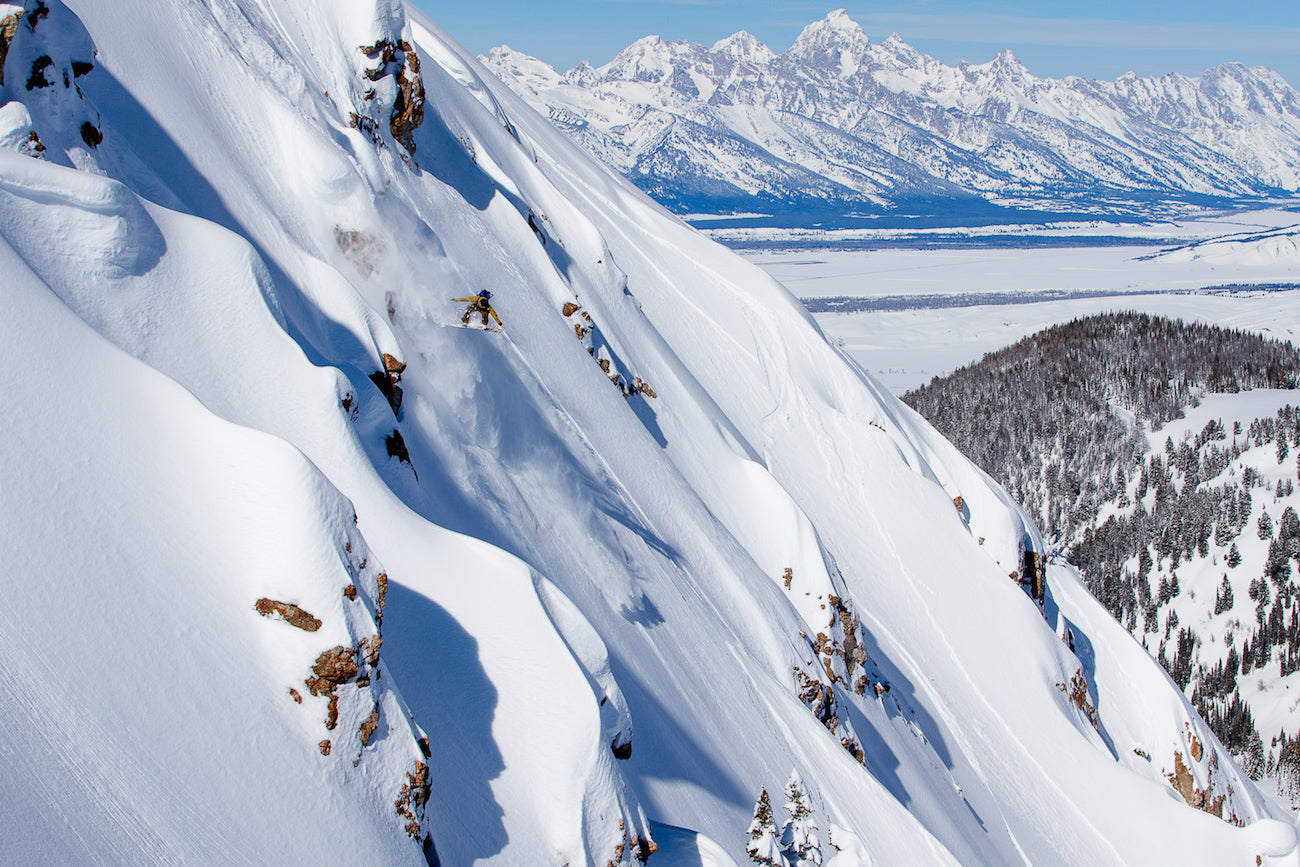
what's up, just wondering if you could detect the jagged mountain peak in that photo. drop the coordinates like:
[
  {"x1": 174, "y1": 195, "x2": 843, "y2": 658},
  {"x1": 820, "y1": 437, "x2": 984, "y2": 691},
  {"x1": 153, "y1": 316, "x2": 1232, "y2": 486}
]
[
  {"x1": 809, "y1": 7, "x2": 866, "y2": 36},
  {"x1": 988, "y1": 47, "x2": 1028, "y2": 73},
  {"x1": 482, "y1": 10, "x2": 1300, "y2": 215},
  {"x1": 482, "y1": 44, "x2": 561, "y2": 92},
  {"x1": 787, "y1": 8, "x2": 871, "y2": 75},
  {"x1": 710, "y1": 29, "x2": 775, "y2": 64},
  {"x1": 598, "y1": 32, "x2": 707, "y2": 84},
  {"x1": 562, "y1": 58, "x2": 597, "y2": 86}
]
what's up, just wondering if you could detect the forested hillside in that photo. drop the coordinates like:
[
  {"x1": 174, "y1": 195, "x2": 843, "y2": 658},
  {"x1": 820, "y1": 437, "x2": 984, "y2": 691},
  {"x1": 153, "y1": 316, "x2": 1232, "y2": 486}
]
[
  {"x1": 906, "y1": 313, "x2": 1300, "y2": 804},
  {"x1": 906, "y1": 314, "x2": 1300, "y2": 538}
]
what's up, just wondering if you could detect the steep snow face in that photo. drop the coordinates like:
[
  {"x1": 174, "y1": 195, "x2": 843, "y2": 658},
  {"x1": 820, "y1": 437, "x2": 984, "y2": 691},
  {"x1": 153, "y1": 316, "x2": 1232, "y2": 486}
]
[
  {"x1": 480, "y1": 10, "x2": 1300, "y2": 217},
  {"x1": 2, "y1": 0, "x2": 1299, "y2": 864}
]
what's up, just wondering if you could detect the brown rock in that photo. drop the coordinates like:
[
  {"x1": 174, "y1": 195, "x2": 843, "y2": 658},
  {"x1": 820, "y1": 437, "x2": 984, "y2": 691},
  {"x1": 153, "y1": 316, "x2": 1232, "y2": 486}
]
[
  {"x1": 305, "y1": 645, "x2": 360, "y2": 730},
  {"x1": 358, "y1": 39, "x2": 425, "y2": 153},
  {"x1": 359, "y1": 634, "x2": 383, "y2": 665},
  {"x1": 309, "y1": 646, "x2": 359, "y2": 688},
  {"x1": 0, "y1": 13, "x2": 20, "y2": 88},
  {"x1": 319, "y1": 739, "x2": 331, "y2": 756},
  {"x1": 254, "y1": 598, "x2": 322, "y2": 632},
  {"x1": 395, "y1": 761, "x2": 432, "y2": 836},
  {"x1": 289, "y1": 688, "x2": 302, "y2": 704},
  {"x1": 1168, "y1": 751, "x2": 1196, "y2": 805},
  {"x1": 343, "y1": 584, "x2": 357, "y2": 601},
  {"x1": 359, "y1": 704, "x2": 380, "y2": 746},
  {"x1": 562, "y1": 302, "x2": 580, "y2": 317},
  {"x1": 382, "y1": 353, "x2": 406, "y2": 378}
]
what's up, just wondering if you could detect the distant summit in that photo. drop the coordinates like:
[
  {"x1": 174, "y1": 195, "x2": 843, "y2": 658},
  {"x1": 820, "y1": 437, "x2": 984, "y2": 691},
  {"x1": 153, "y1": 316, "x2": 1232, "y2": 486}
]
[{"x1": 482, "y1": 11, "x2": 1300, "y2": 220}]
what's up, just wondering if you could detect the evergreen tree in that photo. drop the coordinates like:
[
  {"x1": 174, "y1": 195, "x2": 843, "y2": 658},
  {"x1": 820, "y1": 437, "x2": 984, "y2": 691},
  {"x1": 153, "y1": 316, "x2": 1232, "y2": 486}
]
[
  {"x1": 1260, "y1": 511, "x2": 1275, "y2": 540},
  {"x1": 780, "y1": 772, "x2": 822, "y2": 867},
  {"x1": 747, "y1": 788, "x2": 787, "y2": 866},
  {"x1": 1245, "y1": 729, "x2": 1266, "y2": 781},
  {"x1": 1228, "y1": 543, "x2": 1242, "y2": 568},
  {"x1": 1215, "y1": 575, "x2": 1234, "y2": 615}
]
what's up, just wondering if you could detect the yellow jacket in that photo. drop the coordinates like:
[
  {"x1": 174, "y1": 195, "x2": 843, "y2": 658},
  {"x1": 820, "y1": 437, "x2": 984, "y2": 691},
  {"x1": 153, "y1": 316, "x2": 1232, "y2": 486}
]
[{"x1": 454, "y1": 295, "x2": 501, "y2": 325}]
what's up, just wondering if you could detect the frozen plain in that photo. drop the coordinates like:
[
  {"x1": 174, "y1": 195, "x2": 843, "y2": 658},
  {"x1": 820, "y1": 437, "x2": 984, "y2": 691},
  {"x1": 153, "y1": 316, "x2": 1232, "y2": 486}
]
[{"x1": 740, "y1": 209, "x2": 1300, "y2": 395}]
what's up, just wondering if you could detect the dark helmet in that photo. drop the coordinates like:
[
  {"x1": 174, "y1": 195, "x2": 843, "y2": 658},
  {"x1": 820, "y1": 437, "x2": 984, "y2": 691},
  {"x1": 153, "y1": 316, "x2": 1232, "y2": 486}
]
[{"x1": 478, "y1": 290, "x2": 492, "y2": 299}]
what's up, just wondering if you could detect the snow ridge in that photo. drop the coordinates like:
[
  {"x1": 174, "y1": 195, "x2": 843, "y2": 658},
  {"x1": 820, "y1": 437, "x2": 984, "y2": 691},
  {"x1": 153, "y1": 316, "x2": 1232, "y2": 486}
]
[{"x1": 480, "y1": 10, "x2": 1300, "y2": 218}]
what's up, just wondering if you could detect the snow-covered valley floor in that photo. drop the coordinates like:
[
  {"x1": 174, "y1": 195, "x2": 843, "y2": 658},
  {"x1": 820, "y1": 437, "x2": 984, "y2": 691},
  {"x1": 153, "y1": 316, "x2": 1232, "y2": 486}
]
[{"x1": 741, "y1": 209, "x2": 1300, "y2": 395}]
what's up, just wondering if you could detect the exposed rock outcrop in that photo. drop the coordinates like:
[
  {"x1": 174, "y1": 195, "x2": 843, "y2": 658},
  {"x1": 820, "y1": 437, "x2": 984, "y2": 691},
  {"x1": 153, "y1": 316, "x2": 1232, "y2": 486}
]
[
  {"x1": 254, "y1": 597, "x2": 322, "y2": 632},
  {"x1": 1055, "y1": 668, "x2": 1098, "y2": 732},
  {"x1": 305, "y1": 644, "x2": 360, "y2": 730},
  {"x1": 359, "y1": 37, "x2": 424, "y2": 154},
  {"x1": 0, "y1": 12, "x2": 21, "y2": 87},
  {"x1": 394, "y1": 761, "x2": 431, "y2": 839}
]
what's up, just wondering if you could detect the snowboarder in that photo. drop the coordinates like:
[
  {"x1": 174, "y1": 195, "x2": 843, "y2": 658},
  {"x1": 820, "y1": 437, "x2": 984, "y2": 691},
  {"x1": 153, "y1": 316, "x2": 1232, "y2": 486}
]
[
  {"x1": 527, "y1": 212, "x2": 546, "y2": 245},
  {"x1": 455, "y1": 290, "x2": 501, "y2": 328}
]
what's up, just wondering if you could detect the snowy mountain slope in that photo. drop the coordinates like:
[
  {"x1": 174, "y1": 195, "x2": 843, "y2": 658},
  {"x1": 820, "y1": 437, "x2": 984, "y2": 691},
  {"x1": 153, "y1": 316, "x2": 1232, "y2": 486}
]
[
  {"x1": 1156, "y1": 224, "x2": 1300, "y2": 265},
  {"x1": 0, "y1": 196, "x2": 430, "y2": 863},
  {"x1": 2, "y1": 0, "x2": 1299, "y2": 863},
  {"x1": 481, "y1": 10, "x2": 1300, "y2": 218}
]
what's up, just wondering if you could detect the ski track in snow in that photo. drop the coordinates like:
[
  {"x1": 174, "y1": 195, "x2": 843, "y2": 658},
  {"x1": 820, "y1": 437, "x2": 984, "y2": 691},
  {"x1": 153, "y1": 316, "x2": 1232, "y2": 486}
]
[{"x1": 862, "y1": 501, "x2": 1122, "y2": 866}]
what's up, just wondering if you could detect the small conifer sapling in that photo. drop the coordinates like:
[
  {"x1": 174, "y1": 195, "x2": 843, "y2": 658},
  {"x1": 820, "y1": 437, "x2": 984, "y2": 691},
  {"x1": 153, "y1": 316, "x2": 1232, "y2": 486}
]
[{"x1": 746, "y1": 787, "x2": 788, "y2": 866}]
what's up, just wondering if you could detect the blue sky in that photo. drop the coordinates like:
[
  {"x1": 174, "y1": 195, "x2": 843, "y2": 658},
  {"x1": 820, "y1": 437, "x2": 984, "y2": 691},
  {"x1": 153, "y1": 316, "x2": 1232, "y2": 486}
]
[{"x1": 415, "y1": 1, "x2": 1300, "y2": 86}]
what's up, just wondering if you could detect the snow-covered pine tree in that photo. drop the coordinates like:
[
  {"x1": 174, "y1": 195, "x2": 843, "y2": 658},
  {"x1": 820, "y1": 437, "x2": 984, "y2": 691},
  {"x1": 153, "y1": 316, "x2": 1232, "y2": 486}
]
[
  {"x1": 747, "y1": 787, "x2": 788, "y2": 866},
  {"x1": 1215, "y1": 575, "x2": 1234, "y2": 615},
  {"x1": 780, "y1": 772, "x2": 823, "y2": 866}
]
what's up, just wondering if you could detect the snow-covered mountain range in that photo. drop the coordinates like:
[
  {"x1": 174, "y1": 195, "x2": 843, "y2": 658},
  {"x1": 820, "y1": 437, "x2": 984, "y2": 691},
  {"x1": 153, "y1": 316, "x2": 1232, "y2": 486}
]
[
  {"x1": 2, "y1": 0, "x2": 1299, "y2": 863},
  {"x1": 482, "y1": 10, "x2": 1300, "y2": 220}
]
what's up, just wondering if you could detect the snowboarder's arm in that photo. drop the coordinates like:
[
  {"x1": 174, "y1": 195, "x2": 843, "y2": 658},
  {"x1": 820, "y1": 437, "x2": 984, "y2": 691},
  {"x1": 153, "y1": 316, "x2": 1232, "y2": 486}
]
[
  {"x1": 489, "y1": 306, "x2": 502, "y2": 325},
  {"x1": 453, "y1": 296, "x2": 477, "y2": 303}
]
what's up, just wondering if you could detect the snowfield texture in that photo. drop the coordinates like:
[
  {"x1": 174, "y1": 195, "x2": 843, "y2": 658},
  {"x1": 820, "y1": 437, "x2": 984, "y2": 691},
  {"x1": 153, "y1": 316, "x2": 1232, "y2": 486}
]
[
  {"x1": 481, "y1": 9, "x2": 1300, "y2": 218},
  {"x1": 1, "y1": 0, "x2": 1298, "y2": 863}
]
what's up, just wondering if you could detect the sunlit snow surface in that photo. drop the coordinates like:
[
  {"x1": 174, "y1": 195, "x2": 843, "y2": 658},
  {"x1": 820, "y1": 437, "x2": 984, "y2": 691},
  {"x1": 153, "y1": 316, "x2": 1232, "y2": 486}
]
[{"x1": 2, "y1": 0, "x2": 1299, "y2": 864}]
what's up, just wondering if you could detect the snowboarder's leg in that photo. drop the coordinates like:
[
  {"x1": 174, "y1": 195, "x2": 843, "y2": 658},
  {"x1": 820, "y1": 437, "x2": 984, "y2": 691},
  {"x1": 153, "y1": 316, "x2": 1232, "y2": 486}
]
[
  {"x1": 461, "y1": 306, "x2": 472, "y2": 324},
  {"x1": 480, "y1": 310, "x2": 490, "y2": 326}
]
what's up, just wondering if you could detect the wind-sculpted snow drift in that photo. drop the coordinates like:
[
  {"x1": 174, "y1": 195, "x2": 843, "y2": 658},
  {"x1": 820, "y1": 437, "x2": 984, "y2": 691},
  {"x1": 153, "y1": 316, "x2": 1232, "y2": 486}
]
[{"x1": 0, "y1": 0, "x2": 1297, "y2": 863}]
